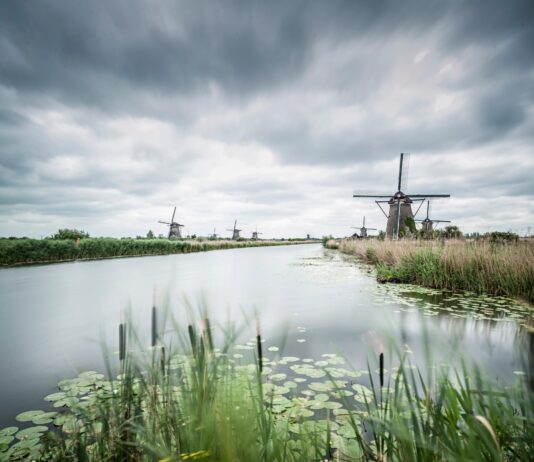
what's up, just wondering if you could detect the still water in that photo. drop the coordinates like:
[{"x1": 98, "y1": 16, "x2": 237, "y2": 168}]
[{"x1": 0, "y1": 244, "x2": 532, "y2": 425}]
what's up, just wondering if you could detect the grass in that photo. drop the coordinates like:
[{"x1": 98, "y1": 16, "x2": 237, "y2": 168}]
[
  {"x1": 0, "y1": 238, "x2": 314, "y2": 267},
  {"x1": 1, "y1": 311, "x2": 533, "y2": 461},
  {"x1": 326, "y1": 239, "x2": 534, "y2": 303}
]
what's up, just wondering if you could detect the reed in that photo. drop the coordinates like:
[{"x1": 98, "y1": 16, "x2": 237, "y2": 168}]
[
  {"x1": 2, "y1": 313, "x2": 533, "y2": 461},
  {"x1": 327, "y1": 239, "x2": 534, "y2": 302}
]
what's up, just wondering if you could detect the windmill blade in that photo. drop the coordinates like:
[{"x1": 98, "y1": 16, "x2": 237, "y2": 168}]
[
  {"x1": 158, "y1": 221, "x2": 171, "y2": 225},
  {"x1": 362, "y1": 216, "x2": 366, "y2": 228},
  {"x1": 366, "y1": 228, "x2": 377, "y2": 230},
  {"x1": 354, "y1": 194, "x2": 392, "y2": 198},
  {"x1": 401, "y1": 153, "x2": 410, "y2": 191},
  {"x1": 407, "y1": 194, "x2": 450, "y2": 198},
  {"x1": 394, "y1": 199, "x2": 401, "y2": 240},
  {"x1": 234, "y1": 219, "x2": 237, "y2": 231},
  {"x1": 397, "y1": 153, "x2": 404, "y2": 191},
  {"x1": 426, "y1": 200, "x2": 430, "y2": 220},
  {"x1": 171, "y1": 206, "x2": 176, "y2": 223},
  {"x1": 434, "y1": 220, "x2": 451, "y2": 223}
]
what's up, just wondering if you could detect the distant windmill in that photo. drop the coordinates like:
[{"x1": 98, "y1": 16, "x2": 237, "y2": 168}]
[
  {"x1": 353, "y1": 153, "x2": 450, "y2": 239},
  {"x1": 158, "y1": 206, "x2": 184, "y2": 239},
  {"x1": 351, "y1": 216, "x2": 376, "y2": 239},
  {"x1": 416, "y1": 200, "x2": 451, "y2": 232},
  {"x1": 252, "y1": 227, "x2": 263, "y2": 240},
  {"x1": 227, "y1": 220, "x2": 241, "y2": 240},
  {"x1": 209, "y1": 228, "x2": 219, "y2": 239}
]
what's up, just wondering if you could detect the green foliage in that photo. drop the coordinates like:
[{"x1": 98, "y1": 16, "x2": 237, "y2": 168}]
[
  {"x1": 404, "y1": 216, "x2": 417, "y2": 234},
  {"x1": 486, "y1": 231, "x2": 519, "y2": 243},
  {"x1": 50, "y1": 229, "x2": 90, "y2": 240},
  {"x1": 146, "y1": 230, "x2": 154, "y2": 239},
  {"x1": 322, "y1": 235, "x2": 334, "y2": 246},
  {"x1": 0, "y1": 238, "x2": 308, "y2": 266}
]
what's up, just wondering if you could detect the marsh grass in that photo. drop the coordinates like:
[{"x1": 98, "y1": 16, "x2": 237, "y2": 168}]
[
  {"x1": 327, "y1": 239, "x2": 534, "y2": 303},
  {"x1": 2, "y1": 311, "x2": 534, "y2": 461}
]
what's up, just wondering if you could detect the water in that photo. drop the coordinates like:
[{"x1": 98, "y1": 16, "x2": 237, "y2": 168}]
[{"x1": 0, "y1": 244, "x2": 532, "y2": 426}]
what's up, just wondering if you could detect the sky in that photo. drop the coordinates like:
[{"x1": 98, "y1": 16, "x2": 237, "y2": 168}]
[{"x1": 1, "y1": 0, "x2": 533, "y2": 239}]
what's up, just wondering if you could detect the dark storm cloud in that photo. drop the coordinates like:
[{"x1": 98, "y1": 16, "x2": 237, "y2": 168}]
[{"x1": 0, "y1": 0, "x2": 533, "y2": 236}]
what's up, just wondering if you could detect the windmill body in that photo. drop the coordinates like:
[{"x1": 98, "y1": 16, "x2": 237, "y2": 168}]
[
  {"x1": 416, "y1": 200, "x2": 451, "y2": 232},
  {"x1": 227, "y1": 220, "x2": 242, "y2": 240},
  {"x1": 353, "y1": 153, "x2": 450, "y2": 239},
  {"x1": 158, "y1": 207, "x2": 184, "y2": 239},
  {"x1": 351, "y1": 216, "x2": 376, "y2": 239}
]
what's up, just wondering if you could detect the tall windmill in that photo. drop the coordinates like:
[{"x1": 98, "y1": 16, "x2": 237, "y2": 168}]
[
  {"x1": 351, "y1": 216, "x2": 376, "y2": 239},
  {"x1": 416, "y1": 200, "x2": 451, "y2": 232},
  {"x1": 252, "y1": 227, "x2": 262, "y2": 240},
  {"x1": 353, "y1": 153, "x2": 450, "y2": 240},
  {"x1": 227, "y1": 220, "x2": 241, "y2": 240},
  {"x1": 158, "y1": 207, "x2": 184, "y2": 239}
]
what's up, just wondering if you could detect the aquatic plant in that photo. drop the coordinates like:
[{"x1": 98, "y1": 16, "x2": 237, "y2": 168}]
[
  {"x1": 327, "y1": 239, "x2": 534, "y2": 303},
  {"x1": 1, "y1": 312, "x2": 533, "y2": 461}
]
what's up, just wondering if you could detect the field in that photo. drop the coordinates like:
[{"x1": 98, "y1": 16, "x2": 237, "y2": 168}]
[
  {"x1": 326, "y1": 239, "x2": 534, "y2": 303},
  {"x1": 1, "y1": 315, "x2": 533, "y2": 461},
  {"x1": 0, "y1": 238, "x2": 313, "y2": 267}
]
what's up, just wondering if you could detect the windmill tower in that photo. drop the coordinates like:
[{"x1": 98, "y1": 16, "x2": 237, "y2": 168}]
[
  {"x1": 353, "y1": 153, "x2": 450, "y2": 240},
  {"x1": 209, "y1": 228, "x2": 219, "y2": 239},
  {"x1": 416, "y1": 200, "x2": 451, "y2": 232},
  {"x1": 251, "y1": 227, "x2": 263, "y2": 240},
  {"x1": 158, "y1": 207, "x2": 184, "y2": 239},
  {"x1": 227, "y1": 220, "x2": 242, "y2": 240},
  {"x1": 351, "y1": 216, "x2": 376, "y2": 239}
]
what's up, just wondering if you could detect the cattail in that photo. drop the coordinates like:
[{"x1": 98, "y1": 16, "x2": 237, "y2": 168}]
[
  {"x1": 256, "y1": 314, "x2": 263, "y2": 373},
  {"x1": 160, "y1": 346, "x2": 166, "y2": 375},
  {"x1": 188, "y1": 324, "x2": 197, "y2": 357},
  {"x1": 204, "y1": 317, "x2": 214, "y2": 352},
  {"x1": 119, "y1": 323, "x2": 126, "y2": 361},
  {"x1": 379, "y1": 351, "x2": 384, "y2": 388},
  {"x1": 151, "y1": 305, "x2": 157, "y2": 347}
]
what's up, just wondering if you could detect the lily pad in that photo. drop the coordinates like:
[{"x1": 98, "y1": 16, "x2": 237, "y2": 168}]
[
  {"x1": 15, "y1": 411, "x2": 44, "y2": 423},
  {"x1": 16, "y1": 426, "x2": 48, "y2": 440}
]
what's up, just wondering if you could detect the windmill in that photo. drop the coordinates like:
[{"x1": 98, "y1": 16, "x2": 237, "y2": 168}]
[
  {"x1": 209, "y1": 228, "x2": 219, "y2": 239},
  {"x1": 351, "y1": 216, "x2": 376, "y2": 239},
  {"x1": 416, "y1": 200, "x2": 451, "y2": 232},
  {"x1": 252, "y1": 227, "x2": 263, "y2": 240},
  {"x1": 158, "y1": 207, "x2": 184, "y2": 239},
  {"x1": 227, "y1": 220, "x2": 241, "y2": 240},
  {"x1": 353, "y1": 153, "x2": 450, "y2": 240}
]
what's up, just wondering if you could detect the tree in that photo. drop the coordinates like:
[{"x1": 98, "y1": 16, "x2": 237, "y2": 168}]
[
  {"x1": 51, "y1": 229, "x2": 89, "y2": 240},
  {"x1": 146, "y1": 230, "x2": 154, "y2": 239},
  {"x1": 443, "y1": 225, "x2": 462, "y2": 239}
]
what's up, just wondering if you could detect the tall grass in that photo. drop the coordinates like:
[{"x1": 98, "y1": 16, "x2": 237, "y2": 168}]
[
  {"x1": 2, "y1": 313, "x2": 533, "y2": 461},
  {"x1": 326, "y1": 239, "x2": 534, "y2": 302},
  {"x1": 0, "y1": 238, "x2": 309, "y2": 266}
]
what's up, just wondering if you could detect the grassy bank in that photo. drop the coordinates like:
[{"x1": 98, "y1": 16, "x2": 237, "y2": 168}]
[
  {"x1": 326, "y1": 239, "x2": 534, "y2": 303},
  {"x1": 0, "y1": 238, "x2": 315, "y2": 267},
  {"x1": 1, "y1": 315, "x2": 533, "y2": 461}
]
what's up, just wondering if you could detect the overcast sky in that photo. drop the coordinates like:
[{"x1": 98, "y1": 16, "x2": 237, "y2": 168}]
[{"x1": 1, "y1": 0, "x2": 533, "y2": 238}]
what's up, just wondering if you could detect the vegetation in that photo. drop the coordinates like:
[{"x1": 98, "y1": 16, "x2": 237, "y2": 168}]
[
  {"x1": 326, "y1": 239, "x2": 534, "y2": 303},
  {"x1": 50, "y1": 229, "x2": 90, "y2": 240},
  {"x1": 1, "y1": 314, "x2": 533, "y2": 461},
  {"x1": 0, "y1": 238, "x2": 310, "y2": 266}
]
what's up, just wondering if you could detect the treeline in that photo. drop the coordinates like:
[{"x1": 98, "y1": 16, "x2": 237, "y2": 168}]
[{"x1": 0, "y1": 238, "x2": 303, "y2": 266}]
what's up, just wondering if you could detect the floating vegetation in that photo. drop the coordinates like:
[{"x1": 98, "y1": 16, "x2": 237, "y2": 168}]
[{"x1": 1, "y1": 316, "x2": 534, "y2": 462}]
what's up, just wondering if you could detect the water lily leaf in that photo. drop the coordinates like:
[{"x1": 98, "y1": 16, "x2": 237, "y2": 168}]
[
  {"x1": 267, "y1": 346, "x2": 279, "y2": 352},
  {"x1": 0, "y1": 435, "x2": 14, "y2": 446},
  {"x1": 0, "y1": 427, "x2": 17, "y2": 437},
  {"x1": 33, "y1": 412, "x2": 58, "y2": 425},
  {"x1": 270, "y1": 373, "x2": 287, "y2": 382},
  {"x1": 44, "y1": 392, "x2": 67, "y2": 402},
  {"x1": 16, "y1": 426, "x2": 47, "y2": 440},
  {"x1": 16, "y1": 411, "x2": 44, "y2": 422}
]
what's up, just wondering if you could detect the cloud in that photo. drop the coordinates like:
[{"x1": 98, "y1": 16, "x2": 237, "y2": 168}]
[{"x1": 0, "y1": 0, "x2": 533, "y2": 238}]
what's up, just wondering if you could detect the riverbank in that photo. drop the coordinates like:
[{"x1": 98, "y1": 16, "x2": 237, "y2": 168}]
[
  {"x1": 326, "y1": 238, "x2": 534, "y2": 303},
  {"x1": 1, "y1": 316, "x2": 532, "y2": 461},
  {"x1": 0, "y1": 238, "x2": 317, "y2": 267}
]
